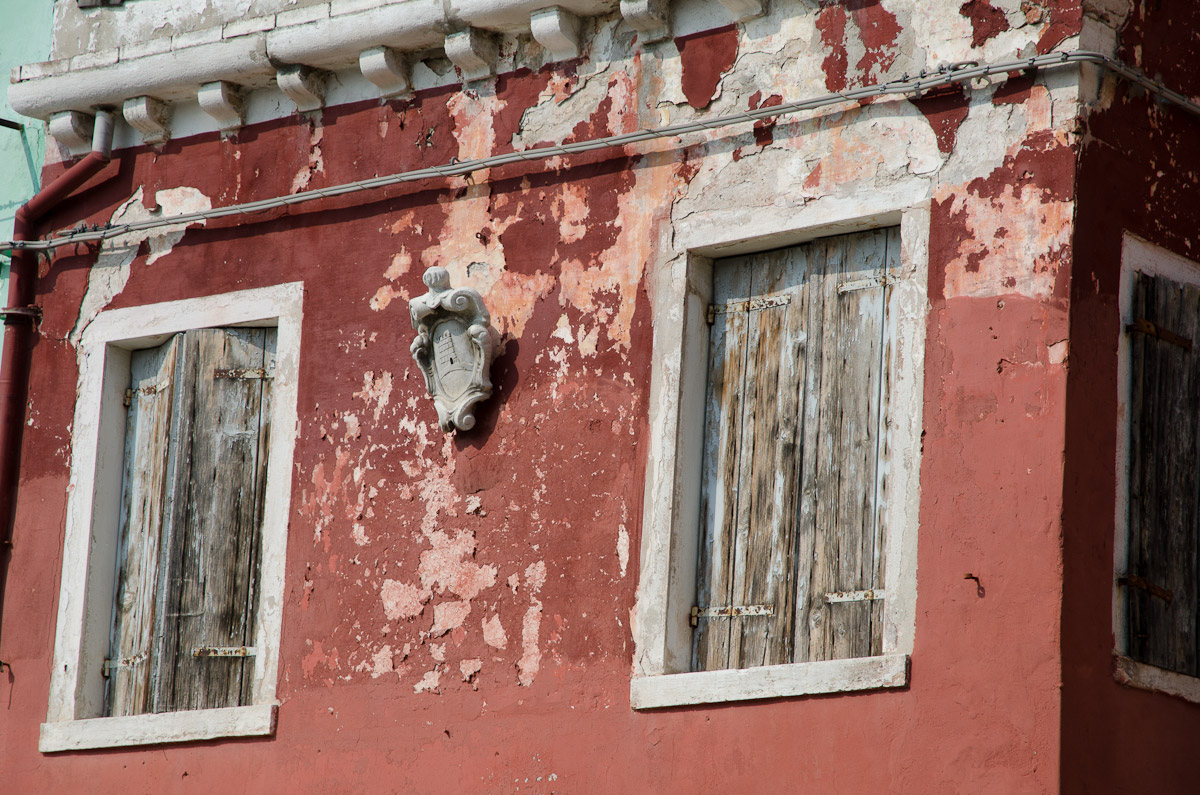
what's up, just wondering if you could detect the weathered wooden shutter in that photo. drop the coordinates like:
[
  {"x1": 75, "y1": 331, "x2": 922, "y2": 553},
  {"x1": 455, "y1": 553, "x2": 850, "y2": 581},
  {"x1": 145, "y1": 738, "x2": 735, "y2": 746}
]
[
  {"x1": 1126, "y1": 272, "x2": 1200, "y2": 676},
  {"x1": 692, "y1": 228, "x2": 896, "y2": 672},
  {"x1": 106, "y1": 327, "x2": 275, "y2": 715}
]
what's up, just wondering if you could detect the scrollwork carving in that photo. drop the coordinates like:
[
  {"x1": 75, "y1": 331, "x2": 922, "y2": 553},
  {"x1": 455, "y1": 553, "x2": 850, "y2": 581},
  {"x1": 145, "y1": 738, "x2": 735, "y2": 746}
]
[{"x1": 409, "y1": 266, "x2": 500, "y2": 432}]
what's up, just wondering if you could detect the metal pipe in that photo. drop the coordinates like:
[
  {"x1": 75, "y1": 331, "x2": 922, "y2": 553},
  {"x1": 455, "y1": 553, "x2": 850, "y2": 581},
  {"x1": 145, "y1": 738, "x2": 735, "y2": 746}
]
[
  {"x1": 0, "y1": 109, "x2": 114, "y2": 641},
  {"x1": 2, "y1": 50, "x2": 1196, "y2": 254}
]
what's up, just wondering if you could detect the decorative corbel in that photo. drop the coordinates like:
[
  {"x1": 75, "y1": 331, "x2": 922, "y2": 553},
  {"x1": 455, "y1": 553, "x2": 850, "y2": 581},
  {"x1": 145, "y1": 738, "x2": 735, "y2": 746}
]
[
  {"x1": 360, "y1": 47, "x2": 412, "y2": 98},
  {"x1": 531, "y1": 7, "x2": 583, "y2": 62},
  {"x1": 620, "y1": 0, "x2": 670, "y2": 43},
  {"x1": 718, "y1": 0, "x2": 765, "y2": 22},
  {"x1": 122, "y1": 96, "x2": 172, "y2": 145},
  {"x1": 409, "y1": 266, "x2": 500, "y2": 432},
  {"x1": 197, "y1": 81, "x2": 245, "y2": 135},
  {"x1": 48, "y1": 110, "x2": 94, "y2": 157},
  {"x1": 278, "y1": 65, "x2": 327, "y2": 113},
  {"x1": 445, "y1": 28, "x2": 498, "y2": 83}
]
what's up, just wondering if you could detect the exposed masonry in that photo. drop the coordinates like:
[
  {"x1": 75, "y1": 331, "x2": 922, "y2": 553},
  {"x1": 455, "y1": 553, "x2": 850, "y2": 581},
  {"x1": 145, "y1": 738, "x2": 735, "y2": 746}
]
[{"x1": 10, "y1": 0, "x2": 765, "y2": 151}]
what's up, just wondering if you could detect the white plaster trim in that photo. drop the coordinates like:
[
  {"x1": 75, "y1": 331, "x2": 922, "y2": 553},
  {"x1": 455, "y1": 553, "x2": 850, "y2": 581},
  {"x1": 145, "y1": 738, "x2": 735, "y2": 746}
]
[
  {"x1": 631, "y1": 191, "x2": 928, "y2": 706},
  {"x1": 1112, "y1": 234, "x2": 1200, "y2": 661},
  {"x1": 631, "y1": 654, "x2": 909, "y2": 709},
  {"x1": 11, "y1": 36, "x2": 274, "y2": 119},
  {"x1": 40, "y1": 705, "x2": 277, "y2": 753},
  {"x1": 42, "y1": 282, "x2": 303, "y2": 752},
  {"x1": 1113, "y1": 655, "x2": 1200, "y2": 705}
]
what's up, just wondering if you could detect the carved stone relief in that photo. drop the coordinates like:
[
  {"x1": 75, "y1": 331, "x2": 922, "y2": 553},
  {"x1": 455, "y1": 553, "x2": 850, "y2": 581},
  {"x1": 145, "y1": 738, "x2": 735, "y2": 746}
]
[{"x1": 409, "y1": 266, "x2": 500, "y2": 432}]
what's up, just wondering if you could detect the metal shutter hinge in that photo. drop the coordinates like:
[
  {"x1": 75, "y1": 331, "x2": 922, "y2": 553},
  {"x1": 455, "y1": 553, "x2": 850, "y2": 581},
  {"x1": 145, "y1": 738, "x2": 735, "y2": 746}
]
[
  {"x1": 1118, "y1": 575, "x2": 1173, "y2": 603},
  {"x1": 1126, "y1": 318, "x2": 1193, "y2": 352},
  {"x1": 824, "y1": 589, "x2": 885, "y2": 603},
  {"x1": 192, "y1": 646, "x2": 257, "y2": 658},
  {"x1": 214, "y1": 368, "x2": 273, "y2": 380},
  {"x1": 706, "y1": 294, "x2": 792, "y2": 325}
]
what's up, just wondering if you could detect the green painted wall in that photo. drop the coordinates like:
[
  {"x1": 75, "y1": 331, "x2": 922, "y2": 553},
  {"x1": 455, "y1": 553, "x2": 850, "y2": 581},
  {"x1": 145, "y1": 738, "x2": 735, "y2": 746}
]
[{"x1": 0, "y1": 0, "x2": 55, "y2": 301}]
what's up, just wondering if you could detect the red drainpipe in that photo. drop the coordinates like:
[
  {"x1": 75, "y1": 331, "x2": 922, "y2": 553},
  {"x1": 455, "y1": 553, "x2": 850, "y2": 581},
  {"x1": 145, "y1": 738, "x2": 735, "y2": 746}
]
[{"x1": 0, "y1": 110, "x2": 115, "y2": 641}]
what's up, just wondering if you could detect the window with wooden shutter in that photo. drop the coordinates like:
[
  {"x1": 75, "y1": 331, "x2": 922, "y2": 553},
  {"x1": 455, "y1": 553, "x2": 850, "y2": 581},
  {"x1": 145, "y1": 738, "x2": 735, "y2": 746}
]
[
  {"x1": 692, "y1": 227, "x2": 896, "y2": 673},
  {"x1": 106, "y1": 327, "x2": 275, "y2": 717},
  {"x1": 1124, "y1": 271, "x2": 1200, "y2": 677}
]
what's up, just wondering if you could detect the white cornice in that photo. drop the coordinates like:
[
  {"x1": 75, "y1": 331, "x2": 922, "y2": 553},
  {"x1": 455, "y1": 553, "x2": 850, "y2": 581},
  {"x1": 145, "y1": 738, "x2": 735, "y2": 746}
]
[{"x1": 10, "y1": 1, "x2": 623, "y2": 124}]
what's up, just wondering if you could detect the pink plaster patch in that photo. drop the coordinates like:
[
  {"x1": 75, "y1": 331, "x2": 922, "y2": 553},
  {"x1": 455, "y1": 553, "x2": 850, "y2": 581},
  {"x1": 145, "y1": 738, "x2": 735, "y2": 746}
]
[
  {"x1": 430, "y1": 600, "x2": 472, "y2": 637},
  {"x1": 418, "y1": 530, "x2": 498, "y2": 600},
  {"x1": 483, "y1": 614, "x2": 508, "y2": 649},
  {"x1": 381, "y1": 579, "x2": 430, "y2": 621},
  {"x1": 517, "y1": 603, "x2": 543, "y2": 686}
]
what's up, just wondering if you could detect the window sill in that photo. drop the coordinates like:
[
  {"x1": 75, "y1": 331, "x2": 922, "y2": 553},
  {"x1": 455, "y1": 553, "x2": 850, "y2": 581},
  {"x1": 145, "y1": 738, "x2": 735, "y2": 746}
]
[
  {"x1": 630, "y1": 653, "x2": 909, "y2": 709},
  {"x1": 39, "y1": 703, "x2": 277, "y2": 753},
  {"x1": 1113, "y1": 655, "x2": 1200, "y2": 705}
]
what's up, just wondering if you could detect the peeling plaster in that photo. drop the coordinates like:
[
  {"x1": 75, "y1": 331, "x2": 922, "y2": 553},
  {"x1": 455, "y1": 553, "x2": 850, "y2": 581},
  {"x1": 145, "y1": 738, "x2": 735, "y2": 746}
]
[{"x1": 70, "y1": 186, "x2": 212, "y2": 347}]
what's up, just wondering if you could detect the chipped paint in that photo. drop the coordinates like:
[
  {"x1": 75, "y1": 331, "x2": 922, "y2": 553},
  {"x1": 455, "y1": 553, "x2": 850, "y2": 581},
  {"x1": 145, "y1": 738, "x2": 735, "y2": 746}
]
[
  {"x1": 11, "y1": 0, "x2": 1145, "y2": 790},
  {"x1": 70, "y1": 185, "x2": 212, "y2": 346}
]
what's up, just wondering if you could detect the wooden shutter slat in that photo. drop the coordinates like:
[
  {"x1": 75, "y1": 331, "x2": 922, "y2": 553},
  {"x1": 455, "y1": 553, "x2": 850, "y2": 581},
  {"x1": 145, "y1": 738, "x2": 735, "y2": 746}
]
[
  {"x1": 153, "y1": 327, "x2": 274, "y2": 712},
  {"x1": 730, "y1": 246, "x2": 807, "y2": 668},
  {"x1": 107, "y1": 336, "x2": 180, "y2": 717},
  {"x1": 694, "y1": 257, "x2": 753, "y2": 672},
  {"x1": 801, "y1": 229, "x2": 891, "y2": 663}
]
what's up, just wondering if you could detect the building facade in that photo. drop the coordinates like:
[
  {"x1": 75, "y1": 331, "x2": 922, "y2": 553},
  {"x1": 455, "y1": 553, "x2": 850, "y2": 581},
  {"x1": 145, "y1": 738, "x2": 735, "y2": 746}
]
[{"x1": 0, "y1": 0, "x2": 1198, "y2": 791}]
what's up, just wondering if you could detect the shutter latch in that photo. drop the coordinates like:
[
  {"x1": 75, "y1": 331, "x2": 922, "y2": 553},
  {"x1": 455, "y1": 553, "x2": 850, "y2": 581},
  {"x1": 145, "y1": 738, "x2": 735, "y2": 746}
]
[{"x1": 690, "y1": 604, "x2": 773, "y2": 627}]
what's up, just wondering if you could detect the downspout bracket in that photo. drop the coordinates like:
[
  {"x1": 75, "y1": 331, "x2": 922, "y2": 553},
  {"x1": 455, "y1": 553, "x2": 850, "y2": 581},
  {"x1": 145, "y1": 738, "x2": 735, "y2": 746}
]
[{"x1": 0, "y1": 307, "x2": 41, "y2": 325}]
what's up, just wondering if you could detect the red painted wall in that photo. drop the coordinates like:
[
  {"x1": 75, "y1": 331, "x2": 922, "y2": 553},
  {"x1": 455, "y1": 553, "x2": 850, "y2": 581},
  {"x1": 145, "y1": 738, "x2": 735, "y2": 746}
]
[
  {"x1": 1061, "y1": 2, "x2": 1200, "y2": 792},
  {"x1": 0, "y1": 18, "x2": 1096, "y2": 794}
]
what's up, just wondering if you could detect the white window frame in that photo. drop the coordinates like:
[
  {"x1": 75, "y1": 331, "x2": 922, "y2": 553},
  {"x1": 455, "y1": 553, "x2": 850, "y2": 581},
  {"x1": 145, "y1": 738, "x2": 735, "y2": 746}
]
[
  {"x1": 1112, "y1": 233, "x2": 1200, "y2": 704},
  {"x1": 40, "y1": 282, "x2": 303, "y2": 752},
  {"x1": 631, "y1": 194, "x2": 928, "y2": 709}
]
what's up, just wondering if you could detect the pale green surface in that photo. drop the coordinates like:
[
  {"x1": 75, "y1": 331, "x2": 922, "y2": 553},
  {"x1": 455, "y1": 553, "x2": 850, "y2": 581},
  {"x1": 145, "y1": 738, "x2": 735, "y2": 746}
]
[{"x1": 0, "y1": 0, "x2": 54, "y2": 312}]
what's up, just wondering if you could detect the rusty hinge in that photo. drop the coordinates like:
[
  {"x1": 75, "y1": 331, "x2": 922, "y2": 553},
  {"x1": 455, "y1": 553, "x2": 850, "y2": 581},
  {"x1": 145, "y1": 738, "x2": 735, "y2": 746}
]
[
  {"x1": 690, "y1": 604, "x2": 773, "y2": 627},
  {"x1": 1118, "y1": 575, "x2": 1174, "y2": 603},
  {"x1": 214, "y1": 368, "x2": 273, "y2": 380},
  {"x1": 706, "y1": 294, "x2": 792, "y2": 324},
  {"x1": 192, "y1": 646, "x2": 257, "y2": 658},
  {"x1": 123, "y1": 378, "x2": 170, "y2": 406},
  {"x1": 823, "y1": 589, "x2": 886, "y2": 603},
  {"x1": 838, "y1": 276, "x2": 884, "y2": 294},
  {"x1": 1126, "y1": 318, "x2": 1193, "y2": 352},
  {"x1": 102, "y1": 652, "x2": 148, "y2": 677}
]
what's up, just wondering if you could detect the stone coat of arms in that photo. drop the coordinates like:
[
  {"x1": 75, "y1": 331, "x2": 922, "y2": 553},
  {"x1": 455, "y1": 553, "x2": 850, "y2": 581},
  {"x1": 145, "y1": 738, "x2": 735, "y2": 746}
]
[{"x1": 409, "y1": 266, "x2": 500, "y2": 432}]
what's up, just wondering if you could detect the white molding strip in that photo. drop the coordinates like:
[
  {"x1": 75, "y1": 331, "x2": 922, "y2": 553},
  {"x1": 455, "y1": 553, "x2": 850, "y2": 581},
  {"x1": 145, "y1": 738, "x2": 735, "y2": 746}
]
[
  {"x1": 631, "y1": 654, "x2": 909, "y2": 709},
  {"x1": 40, "y1": 704, "x2": 277, "y2": 752},
  {"x1": 1113, "y1": 656, "x2": 1200, "y2": 706}
]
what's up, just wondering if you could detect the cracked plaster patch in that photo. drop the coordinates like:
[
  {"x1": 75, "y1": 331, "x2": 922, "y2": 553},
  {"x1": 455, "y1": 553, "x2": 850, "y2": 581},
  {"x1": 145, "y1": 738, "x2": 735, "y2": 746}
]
[{"x1": 71, "y1": 186, "x2": 212, "y2": 348}]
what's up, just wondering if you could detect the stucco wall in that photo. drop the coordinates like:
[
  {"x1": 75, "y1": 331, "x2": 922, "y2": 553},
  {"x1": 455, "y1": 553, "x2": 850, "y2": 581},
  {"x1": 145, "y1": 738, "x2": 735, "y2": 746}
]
[
  {"x1": 0, "y1": 2, "x2": 1085, "y2": 791},
  {"x1": 1062, "y1": 1, "x2": 1200, "y2": 792}
]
